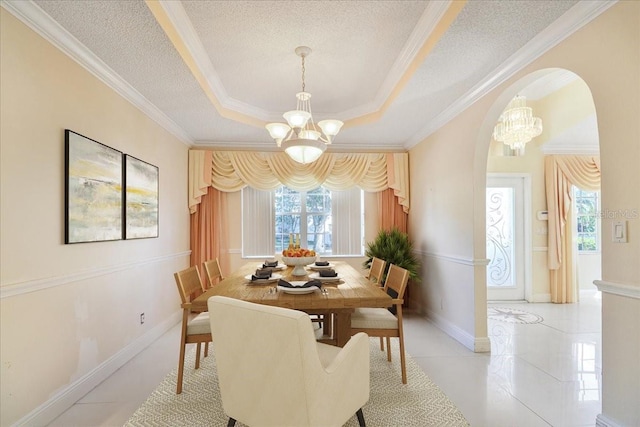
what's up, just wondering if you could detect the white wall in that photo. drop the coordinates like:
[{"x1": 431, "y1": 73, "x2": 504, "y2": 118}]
[
  {"x1": 578, "y1": 253, "x2": 600, "y2": 291},
  {"x1": 409, "y1": 2, "x2": 640, "y2": 425},
  {"x1": 0, "y1": 10, "x2": 190, "y2": 426}
]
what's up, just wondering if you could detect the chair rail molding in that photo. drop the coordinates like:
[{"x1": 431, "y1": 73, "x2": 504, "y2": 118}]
[
  {"x1": 0, "y1": 251, "x2": 192, "y2": 299},
  {"x1": 594, "y1": 280, "x2": 640, "y2": 300},
  {"x1": 415, "y1": 249, "x2": 490, "y2": 267}
]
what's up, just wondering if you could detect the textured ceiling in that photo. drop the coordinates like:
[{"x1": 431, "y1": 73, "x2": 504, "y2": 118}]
[{"x1": 15, "y1": 0, "x2": 609, "y2": 152}]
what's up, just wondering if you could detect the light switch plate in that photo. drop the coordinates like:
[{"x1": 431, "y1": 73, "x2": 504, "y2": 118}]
[{"x1": 612, "y1": 221, "x2": 627, "y2": 243}]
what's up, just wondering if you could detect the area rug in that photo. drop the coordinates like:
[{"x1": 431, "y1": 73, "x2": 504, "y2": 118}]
[
  {"x1": 488, "y1": 306, "x2": 543, "y2": 324},
  {"x1": 125, "y1": 339, "x2": 469, "y2": 427}
]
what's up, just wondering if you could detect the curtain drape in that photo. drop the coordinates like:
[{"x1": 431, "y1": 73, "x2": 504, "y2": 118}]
[
  {"x1": 188, "y1": 150, "x2": 410, "y2": 272},
  {"x1": 545, "y1": 155, "x2": 600, "y2": 303},
  {"x1": 378, "y1": 188, "x2": 408, "y2": 233},
  {"x1": 189, "y1": 150, "x2": 409, "y2": 212},
  {"x1": 190, "y1": 186, "x2": 229, "y2": 288}
]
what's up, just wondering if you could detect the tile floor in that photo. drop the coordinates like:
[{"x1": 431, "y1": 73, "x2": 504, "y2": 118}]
[{"x1": 48, "y1": 290, "x2": 602, "y2": 427}]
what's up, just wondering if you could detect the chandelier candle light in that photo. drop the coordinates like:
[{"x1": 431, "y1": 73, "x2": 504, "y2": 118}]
[
  {"x1": 266, "y1": 46, "x2": 343, "y2": 164},
  {"x1": 493, "y1": 95, "x2": 543, "y2": 152}
]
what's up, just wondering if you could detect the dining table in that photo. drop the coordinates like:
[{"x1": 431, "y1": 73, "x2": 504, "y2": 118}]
[{"x1": 191, "y1": 260, "x2": 392, "y2": 347}]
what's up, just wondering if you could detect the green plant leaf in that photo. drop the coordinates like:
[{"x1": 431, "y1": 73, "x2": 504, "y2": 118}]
[{"x1": 363, "y1": 227, "x2": 420, "y2": 282}]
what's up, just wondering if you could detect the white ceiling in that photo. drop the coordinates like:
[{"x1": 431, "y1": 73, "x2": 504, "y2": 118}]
[{"x1": 5, "y1": 0, "x2": 613, "y2": 152}]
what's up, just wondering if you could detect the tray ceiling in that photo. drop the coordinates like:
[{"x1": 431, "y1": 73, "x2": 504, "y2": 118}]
[{"x1": 6, "y1": 0, "x2": 611, "y2": 151}]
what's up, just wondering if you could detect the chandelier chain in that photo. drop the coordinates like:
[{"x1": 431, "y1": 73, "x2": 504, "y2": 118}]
[{"x1": 301, "y1": 54, "x2": 306, "y2": 93}]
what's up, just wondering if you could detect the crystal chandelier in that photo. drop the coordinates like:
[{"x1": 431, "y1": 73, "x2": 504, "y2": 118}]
[
  {"x1": 493, "y1": 95, "x2": 543, "y2": 152},
  {"x1": 266, "y1": 46, "x2": 343, "y2": 164}
]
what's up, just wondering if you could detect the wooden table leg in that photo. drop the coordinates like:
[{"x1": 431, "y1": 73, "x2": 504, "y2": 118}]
[
  {"x1": 323, "y1": 313, "x2": 333, "y2": 336},
  {"x1": 334, "y1": 312, "x2": 352, "y2": 347}
]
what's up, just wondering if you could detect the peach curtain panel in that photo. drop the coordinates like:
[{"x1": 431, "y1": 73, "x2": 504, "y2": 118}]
[
  {"x1": 378, "y1": 188, "x2": 408, "y2": 233},
  {"x1": 545, "y1": 155, "x2": 600, "y2": 303},
  {"x1": 189, "y1": 186, "x2": 229, "y2": 287}
]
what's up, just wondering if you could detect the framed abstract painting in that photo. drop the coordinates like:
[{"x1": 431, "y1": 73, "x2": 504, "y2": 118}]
[
  {"x1": 65, "y1": 130, "x2": 124, "y2": 243},
  {"x1": 124, "y1": 155, "x2": 159, "y2": 239}
]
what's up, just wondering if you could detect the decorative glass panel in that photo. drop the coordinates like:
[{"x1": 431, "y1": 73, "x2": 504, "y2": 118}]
[{"x1": 486, "y1": 188, "x2": 515, "y2": 287}]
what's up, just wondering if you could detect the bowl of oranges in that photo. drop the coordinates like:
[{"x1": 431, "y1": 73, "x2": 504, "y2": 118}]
[{"x1": 281, "y1": 248, "x2": 317, "y2": 276}]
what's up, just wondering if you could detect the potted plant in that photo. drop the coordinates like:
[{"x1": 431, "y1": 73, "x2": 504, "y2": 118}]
[{"x1": 363, "y1": 227, "x2": 420, "y2": 282}]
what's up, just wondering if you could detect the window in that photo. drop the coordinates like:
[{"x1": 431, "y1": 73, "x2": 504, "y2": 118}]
[
  {"x1": 243, "y1": 185, "x2": 363, "y2": 257},
  {"x1": 275, "y1": 187, "x2": 332, "y2": 253},
  {"x1": 574, "y1": 187, "x2": 599, "y2": 252}
]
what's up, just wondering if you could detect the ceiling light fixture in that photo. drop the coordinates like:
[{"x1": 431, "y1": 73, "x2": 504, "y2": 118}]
[
  {"x1": 266, "y1": 46, "x2": 343, "y2": 164},
  {"x1": 493, "y1": 95, "x2": 543, "y2": 152}
]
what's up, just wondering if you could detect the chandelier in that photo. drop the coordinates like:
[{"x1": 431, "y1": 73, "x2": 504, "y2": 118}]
[
  {"x1": 265, "y1": 46, "x2": 343, "y2": 164},
  {"x1": 493, "y1": 95, "x2": 543, "y2": 152}
]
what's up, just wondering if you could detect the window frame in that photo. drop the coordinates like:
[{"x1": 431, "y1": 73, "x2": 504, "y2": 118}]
[{"x1": 573, "y1": 186, "x2": 600, "y2": 253}]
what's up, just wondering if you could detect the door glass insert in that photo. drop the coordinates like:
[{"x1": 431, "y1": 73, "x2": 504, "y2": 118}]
[{"x1": 486, "y1": 187, "x2": 515, "y2": 287}]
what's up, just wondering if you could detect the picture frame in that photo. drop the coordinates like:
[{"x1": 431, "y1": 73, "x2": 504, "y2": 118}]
[
  {"x1": 124, "y1": 155, "x2": 159, "y2": 239},
  {"x1": 65, "y1": 130, "x2": 124, "y2": 243}
]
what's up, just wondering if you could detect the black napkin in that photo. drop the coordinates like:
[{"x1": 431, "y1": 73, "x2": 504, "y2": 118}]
[
  {"x1": 251, "y1": 269, "x2": 272, "y2": 280},
  {"x1": 263, "y1": 260, "x2": 279, "y2": 268},
  {"x1": 315, "y1": 261, "x2": 330, "y2": 266},
  {"x1": 319, "y1": 269, "x2": 338, "y2": 277},
  {"x1": 277, "y1": 279, "x2": 322, "y2": 289}
]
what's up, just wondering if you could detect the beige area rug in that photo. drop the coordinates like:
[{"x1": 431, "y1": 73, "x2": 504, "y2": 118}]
[{"x1": 125, "y1": 339, "x2": 469, "y2": 427}]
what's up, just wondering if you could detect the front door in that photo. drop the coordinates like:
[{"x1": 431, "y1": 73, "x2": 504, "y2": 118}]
[{"x1": 486, "y1": 175, "x2": 527, "y2": 300}]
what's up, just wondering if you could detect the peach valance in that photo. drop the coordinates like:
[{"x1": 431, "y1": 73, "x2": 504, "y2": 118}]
[{"x1": 189, "y1": 150, "x2": 410, "y2": 214}]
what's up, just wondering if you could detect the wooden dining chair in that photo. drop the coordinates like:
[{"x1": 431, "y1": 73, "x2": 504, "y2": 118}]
[
  {"x1": 203, "y1": 258, "x2": 225, "y2": 288},
  {"x1": 173, "y1": 266, "x2": 213, "y2": 394},
  {"x1": 351, "y1": 264, "x2": 410, "y2": 383},
  {"x1": 365, "y1": 257, "x2": 387, "y2": 351},
  {"x1": 366, "y1": 256, "x2": 386, "y2": 286}
]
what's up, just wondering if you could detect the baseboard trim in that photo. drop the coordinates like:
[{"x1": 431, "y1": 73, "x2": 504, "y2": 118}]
[
  {"x1": 596, "y1": 413, "x2": 625, "y2": 427},
  {"x1": 1, "y1": 251, "x2": 191, "y2": 299},
  {"x1": 425, "y1": 308, "x2": 481, "y2": 352},
  {"x1": 594, "y1": 280, "x2": 640, "y2": 300},
  {"x1": 531, "y1": 293, "x2": 551, "y2": 303},
  {"x1": 12, "y1": 310, "x2": 182, "y2": 427}
]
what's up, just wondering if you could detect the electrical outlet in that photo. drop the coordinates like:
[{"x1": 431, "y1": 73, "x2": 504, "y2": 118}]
[{"x1": 140, "y1": 313, "x2": 145, "y2": 325}]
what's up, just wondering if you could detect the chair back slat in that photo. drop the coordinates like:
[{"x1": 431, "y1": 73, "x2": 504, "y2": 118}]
[
  {"x1": 368, "y1": 257, "x2": 386, "y2": 285},
  {"x1": 174, "y1": 266, "x2": 205, "y2": 304},
  {"x1": 203, "y1": 258, "x2": 224, "y2": 288},
  {"x1": 383, "y1": 264, "x2": 410, "y2": 299}
]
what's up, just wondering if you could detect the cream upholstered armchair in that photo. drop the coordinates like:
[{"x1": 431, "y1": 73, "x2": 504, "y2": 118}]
[{"x1": 208, "y1": 296, "x2": 370, "y2": 427}]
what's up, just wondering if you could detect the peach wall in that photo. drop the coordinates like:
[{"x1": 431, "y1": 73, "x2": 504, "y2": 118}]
[
  {"x1": 409, "y1": 2, "x2": 639, "y2": 424},
  {"x1": 0, "y1": 10, "x2": 190, "y2": 426}
]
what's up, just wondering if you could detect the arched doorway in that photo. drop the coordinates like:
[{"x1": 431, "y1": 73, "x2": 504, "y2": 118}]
[{"x1": 474, "y1": 69, "x2": 600, "y2": 334}]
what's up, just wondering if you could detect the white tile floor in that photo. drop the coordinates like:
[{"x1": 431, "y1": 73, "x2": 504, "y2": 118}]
[{"x1": 48, "y1": 291, "x2": 602, "y2": 427}]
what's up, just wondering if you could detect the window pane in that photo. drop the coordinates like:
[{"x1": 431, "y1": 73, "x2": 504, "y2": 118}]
[{"x1": 574, "y1": 187, "x2": 599, "y2": 253}]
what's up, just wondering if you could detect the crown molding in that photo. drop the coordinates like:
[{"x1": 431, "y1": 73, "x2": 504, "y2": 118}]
[
  {"x1": 193, "y1": 140, "x2": 403, "y2": 153},
  {"x1": 337, "y1": 0, "x2": 452, "y2": 120},
  {"x1": 1, "y1": 0, "x2": 194, "y2": 146},
  {"x1": 541, "y1": 145, "x2": 599, "y2": 155},
  {"x1": 157, "y1": 0, "x2": 273, "y2": 122},
  {"x1": 404, "y1": 0, "x2": 618, "y2": 149}
]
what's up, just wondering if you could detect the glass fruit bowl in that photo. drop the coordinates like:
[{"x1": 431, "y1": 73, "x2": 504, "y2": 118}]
[{"x1": 281, "y1": 256, "x2": 317, "y2": 276}]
